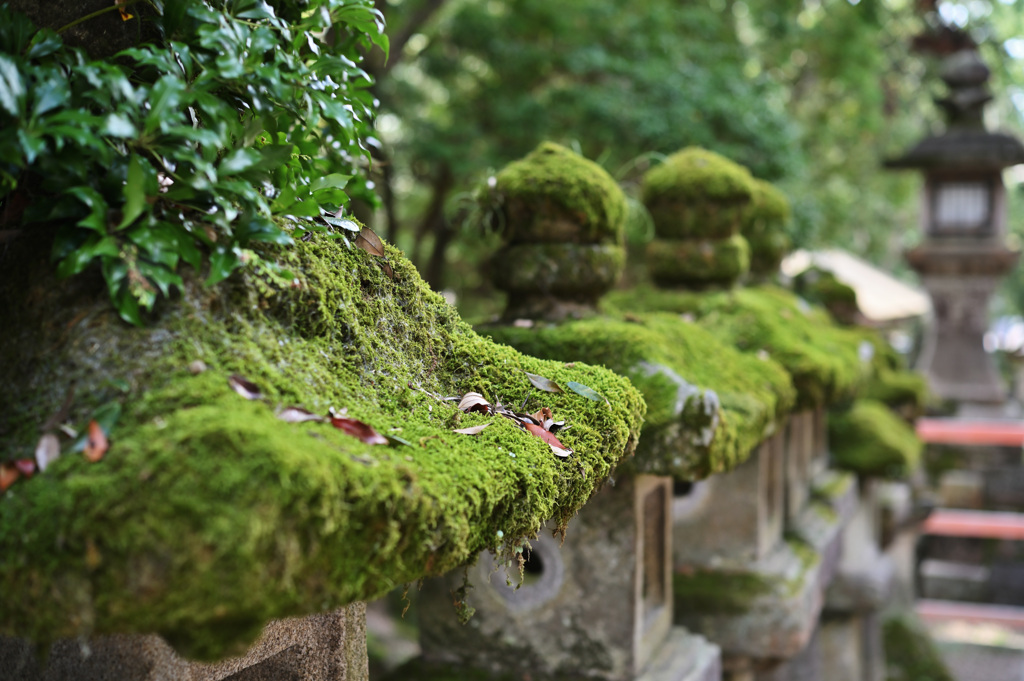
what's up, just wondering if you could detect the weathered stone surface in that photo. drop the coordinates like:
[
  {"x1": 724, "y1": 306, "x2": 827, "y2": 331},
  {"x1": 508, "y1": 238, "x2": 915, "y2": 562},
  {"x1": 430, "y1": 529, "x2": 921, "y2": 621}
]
[
  {"x1": 416, "y1": 475, "x2": 675, "y2": 681},
  {"x1": 638, "y1": 629, "x2": 722, "y2": 681},
  {"x1": 0, "y1": 604, "x2": 368, "y2": 681},
  {"x1": 672, "y1": 439, "x2": 785, "y2": 567},
  {"x1": 673, "y1": 539, "x2": 824, "y2": 660}
]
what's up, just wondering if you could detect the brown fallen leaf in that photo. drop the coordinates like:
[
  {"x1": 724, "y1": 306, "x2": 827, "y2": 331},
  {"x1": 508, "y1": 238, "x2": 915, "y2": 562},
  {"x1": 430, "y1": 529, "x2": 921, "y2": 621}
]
[
  {"x1": 276, "y1": 406, "x2": 325, "y2": 423},
  {"x1": 34, "y1": 433, "x2": 61, "y2": 472},
  {"x1": 525, "y1": 372, "x2": 563, "y2": 394},
  {"x1": 354, "y1": 226, "x2": 385, "y2": 256},
  {"x1": 458, "y1": 392, "x2": 492, "y2": 415},
  {"x1": 83, "y1": 420, "x2": 109, "y2": 463},
  {"x1": 0, "y1": 462, "x2": 19, "y2": 492},
  {"x1": 228, "y1": 374, "x2": 263, "y2": 400},
  {"x1": 14, "y1": 459, "x2": 35, "y2": 478},
  {"x1": 453, "y1": 423, "x2": 491, "y2": 436},
  {"x1": 330, "y1": 416, "x2": 389, "y2": 445}
]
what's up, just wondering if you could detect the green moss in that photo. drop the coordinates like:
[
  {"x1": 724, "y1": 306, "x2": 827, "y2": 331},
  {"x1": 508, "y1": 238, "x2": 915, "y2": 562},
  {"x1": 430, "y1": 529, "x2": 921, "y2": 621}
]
[
  {"x1": 604, "y1": 285, "x2": 870, "y2": 409},
  {"x1": 829, "y1": 400, "x2": 922, "y2": 478},
  {"x1": 646, "y1": 234, "x2": 750, "y2": 288},
  {"x1": 673, "y1": 569, "x2": 773, "y2": 614},
  {"x1": 491, "y1": 243, "x2": 625, "y2": 297},
  {"x1": 484, "y1": 312, "x2": 795, "y2": 479},
  {"x1": 642, "y1": 148, "x2": 756, "y2": 239},
  {"x1": 811, "y1": 470, "x2": 855, "y2": 503},
  {"x1": 0, "y1": 232, "x2": 644, "y2": 659},
  {"x1": 883, "y1": 612, "x2": 956, "y2": 681},
  {"x1": 866, "y1": 369, "x2": 928, "y2": 415},
  {"x1": 742, "y1": 179, "x2": 791, "y2": 277},
  {"x1": 793, "y1": 267, "x2": 858, "y2": 325},
  {"x1": 494, "y1": 142, "x2": 627, "y2": 245}
]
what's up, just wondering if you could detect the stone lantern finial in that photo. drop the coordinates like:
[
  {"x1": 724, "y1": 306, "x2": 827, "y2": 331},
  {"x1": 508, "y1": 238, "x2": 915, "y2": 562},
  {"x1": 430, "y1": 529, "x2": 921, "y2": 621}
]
[{"x1": 936, "y1": 49, "x2": 992, "y2": 129}]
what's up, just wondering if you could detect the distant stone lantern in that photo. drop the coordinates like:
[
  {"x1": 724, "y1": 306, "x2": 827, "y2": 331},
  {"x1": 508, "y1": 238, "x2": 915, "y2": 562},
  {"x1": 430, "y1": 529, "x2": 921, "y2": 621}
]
[{"x1": 887, "y1": 48, "x2": 1024, "y2": 404}]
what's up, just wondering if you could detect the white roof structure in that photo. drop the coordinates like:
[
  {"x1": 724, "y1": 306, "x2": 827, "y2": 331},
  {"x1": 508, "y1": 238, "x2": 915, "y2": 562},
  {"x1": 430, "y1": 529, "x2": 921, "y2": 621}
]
[{"x1": 781, "y1": 249, "x2": 931, "y2": 324}]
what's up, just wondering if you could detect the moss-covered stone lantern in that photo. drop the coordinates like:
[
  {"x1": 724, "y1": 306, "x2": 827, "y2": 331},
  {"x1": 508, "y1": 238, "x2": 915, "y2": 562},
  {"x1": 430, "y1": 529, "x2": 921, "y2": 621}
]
[
  {"x1": 742, "y1": 178, "x2": 792, "y2": 280},
  {"x1": 641, "y1": 147, "x2": 754, "y2": 289},
  {"x1": 489, "y1": 142, "x2": 627, "y2": 322},
  {"x1": 887, "y1": 48, "x2": 1024, "y2": 404}
]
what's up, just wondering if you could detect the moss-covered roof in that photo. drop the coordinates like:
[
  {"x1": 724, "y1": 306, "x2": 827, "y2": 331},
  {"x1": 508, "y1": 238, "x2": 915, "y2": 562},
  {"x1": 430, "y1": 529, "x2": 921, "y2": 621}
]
[
  {"x1": 828, "y1": 399, "x2": 922, "y2": 477},
  {"x1": 493, "y1": 141, "x2": 627, "y2": 245},
  {"x1": 604, "y1": 285, "x2": 870, "y2": 409},
  {"x1": 744, "y1": 179, "x2": 791, "y2": 225},
  {"x1": 642, "y1": 147, "x2": 755, "y2": 204},
  {"x1": 0, "y1": 231, "x2": 644, "y2": 660},
  {"x1": 483, "y1": 313, "x2": 795, "y2": 479}
]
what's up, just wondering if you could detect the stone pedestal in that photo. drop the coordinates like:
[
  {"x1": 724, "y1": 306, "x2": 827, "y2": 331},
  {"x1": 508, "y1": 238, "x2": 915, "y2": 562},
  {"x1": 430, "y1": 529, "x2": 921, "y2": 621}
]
[
  {"x1": 415, "y1": 475, "x2": 720, "y2": 681},
  {"x1": 906, "y1": 240, "x2": 1019, "y2": 404},
  {"x1": 0, "y1": 605, "x2": 369, "y2": 681}
]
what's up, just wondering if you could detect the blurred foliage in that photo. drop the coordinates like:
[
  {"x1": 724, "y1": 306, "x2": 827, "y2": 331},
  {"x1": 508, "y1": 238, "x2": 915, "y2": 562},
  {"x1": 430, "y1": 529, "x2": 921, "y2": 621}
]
[
  {"x1": 368, "y1": 0, "x2": 1024, "y2": 318},
  {"x1": 1, "y1": 0, "x2": 385, "y2": 324}
]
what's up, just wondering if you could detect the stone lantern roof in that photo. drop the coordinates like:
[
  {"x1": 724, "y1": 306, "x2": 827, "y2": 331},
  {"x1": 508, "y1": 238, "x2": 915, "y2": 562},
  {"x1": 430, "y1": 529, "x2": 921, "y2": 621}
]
[{"x1": 885, "y1": 49, "x2": 1024, "y2": 171}]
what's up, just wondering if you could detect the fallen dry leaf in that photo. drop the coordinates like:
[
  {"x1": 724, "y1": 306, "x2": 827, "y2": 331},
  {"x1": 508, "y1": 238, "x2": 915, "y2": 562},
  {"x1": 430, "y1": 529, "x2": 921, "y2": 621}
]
[
  {"x1": 228, "y1": 374, "x2": 263, "y2": 400},
  {"x1": 34, "y1": 433, "x2": 61, "y2": 472},
  {"x1": 453, "y1": 423, "x2": 491, "y2": 436},
  {"x1": 458, "y1": 392, "x2": 491, "y2": 415},
  {"x1": 0, "y1": 462, "x2": 19, "y2": 492},
  {"x1": 525, "y1": 372, "x2": 563, "y2": 394},
  {"x1": 276, "y1": 406, "x2": 325, "y2": 423},
  {"x1": 330, "y1": 416, "x2": 389, "y2": 445},
  {"x1": 83, "y1": 420, "x2": 109, "y2": 463},
  {"x1": 522, "y1": 422, "x2": 573, "y2": 457},
  {"x1": 354, "y1": 227, "x2": 385, "y2": 256},
  {"x1": 14, "y1": 459, "x2": 35, "y2": 478}
]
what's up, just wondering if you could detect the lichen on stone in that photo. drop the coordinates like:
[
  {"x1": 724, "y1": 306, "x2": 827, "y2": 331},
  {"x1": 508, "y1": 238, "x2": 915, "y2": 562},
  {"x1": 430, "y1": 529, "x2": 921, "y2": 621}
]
[
  {"x1": 0, "y1": 229, "x2": 645, "y2": 660},
  {"x1": 492, "y1": 141, "x2": 627, "y2": 245},
  {"x1": 883, "y1": 612, "x2": 957, "y2": 681},
  {"x1": 483, "y1": 312, "x2": 795, "y2": 480},
  {"x1": 828, "y1": 399, "x2": 922, "y2": 478}
]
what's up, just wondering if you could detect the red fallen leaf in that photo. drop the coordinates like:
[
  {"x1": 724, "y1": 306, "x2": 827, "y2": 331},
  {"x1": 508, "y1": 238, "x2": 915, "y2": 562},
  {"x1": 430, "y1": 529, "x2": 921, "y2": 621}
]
[
  {"x1": 83, "y1": 420, "x2": 109, "y2": 463},
  {"x1": 14, "y1": 459, "x2": 35, "y2": 478},
  {"x1": 458, "y1": 392, "x2": 491, "y2": 415},
  {"x1": 522, "y1": 422, "x2": 573, "y2": 457},
  {"x1": 35, "y1": 433, "x2": 61, "y2": 472},
  {"x1": 0, "y1": 462, "x2": 19, "y2": 492},
  {"x1": 228, "y1": 374, "x2": 263, "y2": 400},
  {"x1": 276, "y1": 406, "x2": 325, "y2": 423},
  {"x1": 330, "y1": 416, "x2": 389, "y2": 445}
]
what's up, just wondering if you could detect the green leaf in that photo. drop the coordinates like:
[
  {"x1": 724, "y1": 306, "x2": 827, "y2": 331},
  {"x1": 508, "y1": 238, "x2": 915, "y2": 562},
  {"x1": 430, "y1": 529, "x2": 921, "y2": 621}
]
[
  {"x1": 566, "y1": 381, "x2": 608, "y2": 404},
  {"x1": 310, "y1": 173, "x2": 351, "y2": 192},
  {"x1": 31, "y1": 74, "x2": 70, "y2": 118},
  {"x1": 0, "y1": 54, "x2": 25, "y2": 117},
  {"x1": 118, "y1": 154, "x2": 148, "y2": 229},
  {"x1": 205, "y1": 246, "x2": 241, "y2": 287},
  {"x1": 103, "y1": 113, "x2": 137, "y2": 138},
  {"x1": 219, "y1": 148, "x2": 261, "y2": 175},
  {"x1": 144, "y1": 76, "x2": 184, "y2": 133},
  {"x1": 137, "y1": 260, "x2": 183, "y2": 297},
  {"x1": 56, "y1": 235, "x2": 120, "y2": 279},
  {"x1": 114, "y1": 284, "x2": 144, "y2": 326},
  {"x1": 26, "y1": 30, "x2": 63, "y2": 60},
  {"x1": 67, "y1": 186, "x2": 109, "y2": 232},
  {"x1": 237, "y1": 215, "x2": 293, "y2": 245}
]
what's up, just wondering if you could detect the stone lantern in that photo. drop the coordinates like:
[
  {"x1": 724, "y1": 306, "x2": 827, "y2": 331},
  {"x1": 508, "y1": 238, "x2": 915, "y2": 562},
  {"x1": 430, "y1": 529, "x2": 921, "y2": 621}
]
[{"x1": 887, "y1": 48, "x2": 1024, "y2": 404}]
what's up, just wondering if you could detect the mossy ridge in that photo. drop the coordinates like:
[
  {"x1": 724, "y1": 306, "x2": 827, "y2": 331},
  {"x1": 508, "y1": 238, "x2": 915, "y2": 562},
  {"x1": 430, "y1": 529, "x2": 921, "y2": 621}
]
[
  {"x1": 604, "y1": 285, "x2": 870, "y2": 409},
  {"x1": 0, "y1": 234, "x2": 645, "y2": 660},
  {"x1": 494, "y1": 142, "x2": 627, "y2": 245},
  {"x1": 741, "y1": 179, "x2": 791, "y2": 277},
  {"x1": 882, "y1": 612, "x2": 957, "y2": 681},
  {"x1": 642, "y1": 147, "x2": 756, "y2": 204},
  {"x1": 484, "y1": 312, "x2": 795, "y2": 479},
  {"x1": 673, "y1": 569, "x2": 773, "y2": 614},
  {"x1": 828, "y1": 399, "x2": 922, "y2": 478}
]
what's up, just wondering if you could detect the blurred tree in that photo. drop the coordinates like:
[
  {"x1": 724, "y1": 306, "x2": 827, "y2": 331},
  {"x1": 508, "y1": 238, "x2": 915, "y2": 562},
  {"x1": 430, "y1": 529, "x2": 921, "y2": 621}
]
[{"x1": 368, "y1": 0, "x2": 1024, "y2": 314}]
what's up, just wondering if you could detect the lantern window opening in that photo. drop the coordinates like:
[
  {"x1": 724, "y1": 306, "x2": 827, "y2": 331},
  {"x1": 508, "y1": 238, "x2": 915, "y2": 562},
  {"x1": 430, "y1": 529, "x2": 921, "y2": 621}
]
[{"x1": 929, "y1": 177, "x2": 994, "y2": 235}]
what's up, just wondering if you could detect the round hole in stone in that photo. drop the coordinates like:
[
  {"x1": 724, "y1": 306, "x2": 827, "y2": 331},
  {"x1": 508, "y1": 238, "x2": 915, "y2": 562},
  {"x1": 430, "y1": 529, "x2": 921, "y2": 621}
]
[
  {"x1": 673, "y1": 480, "x2": 694, "y2": 498},
  {"x1": 487, "y1": 532, "x2": 566, "y2": 612}
]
